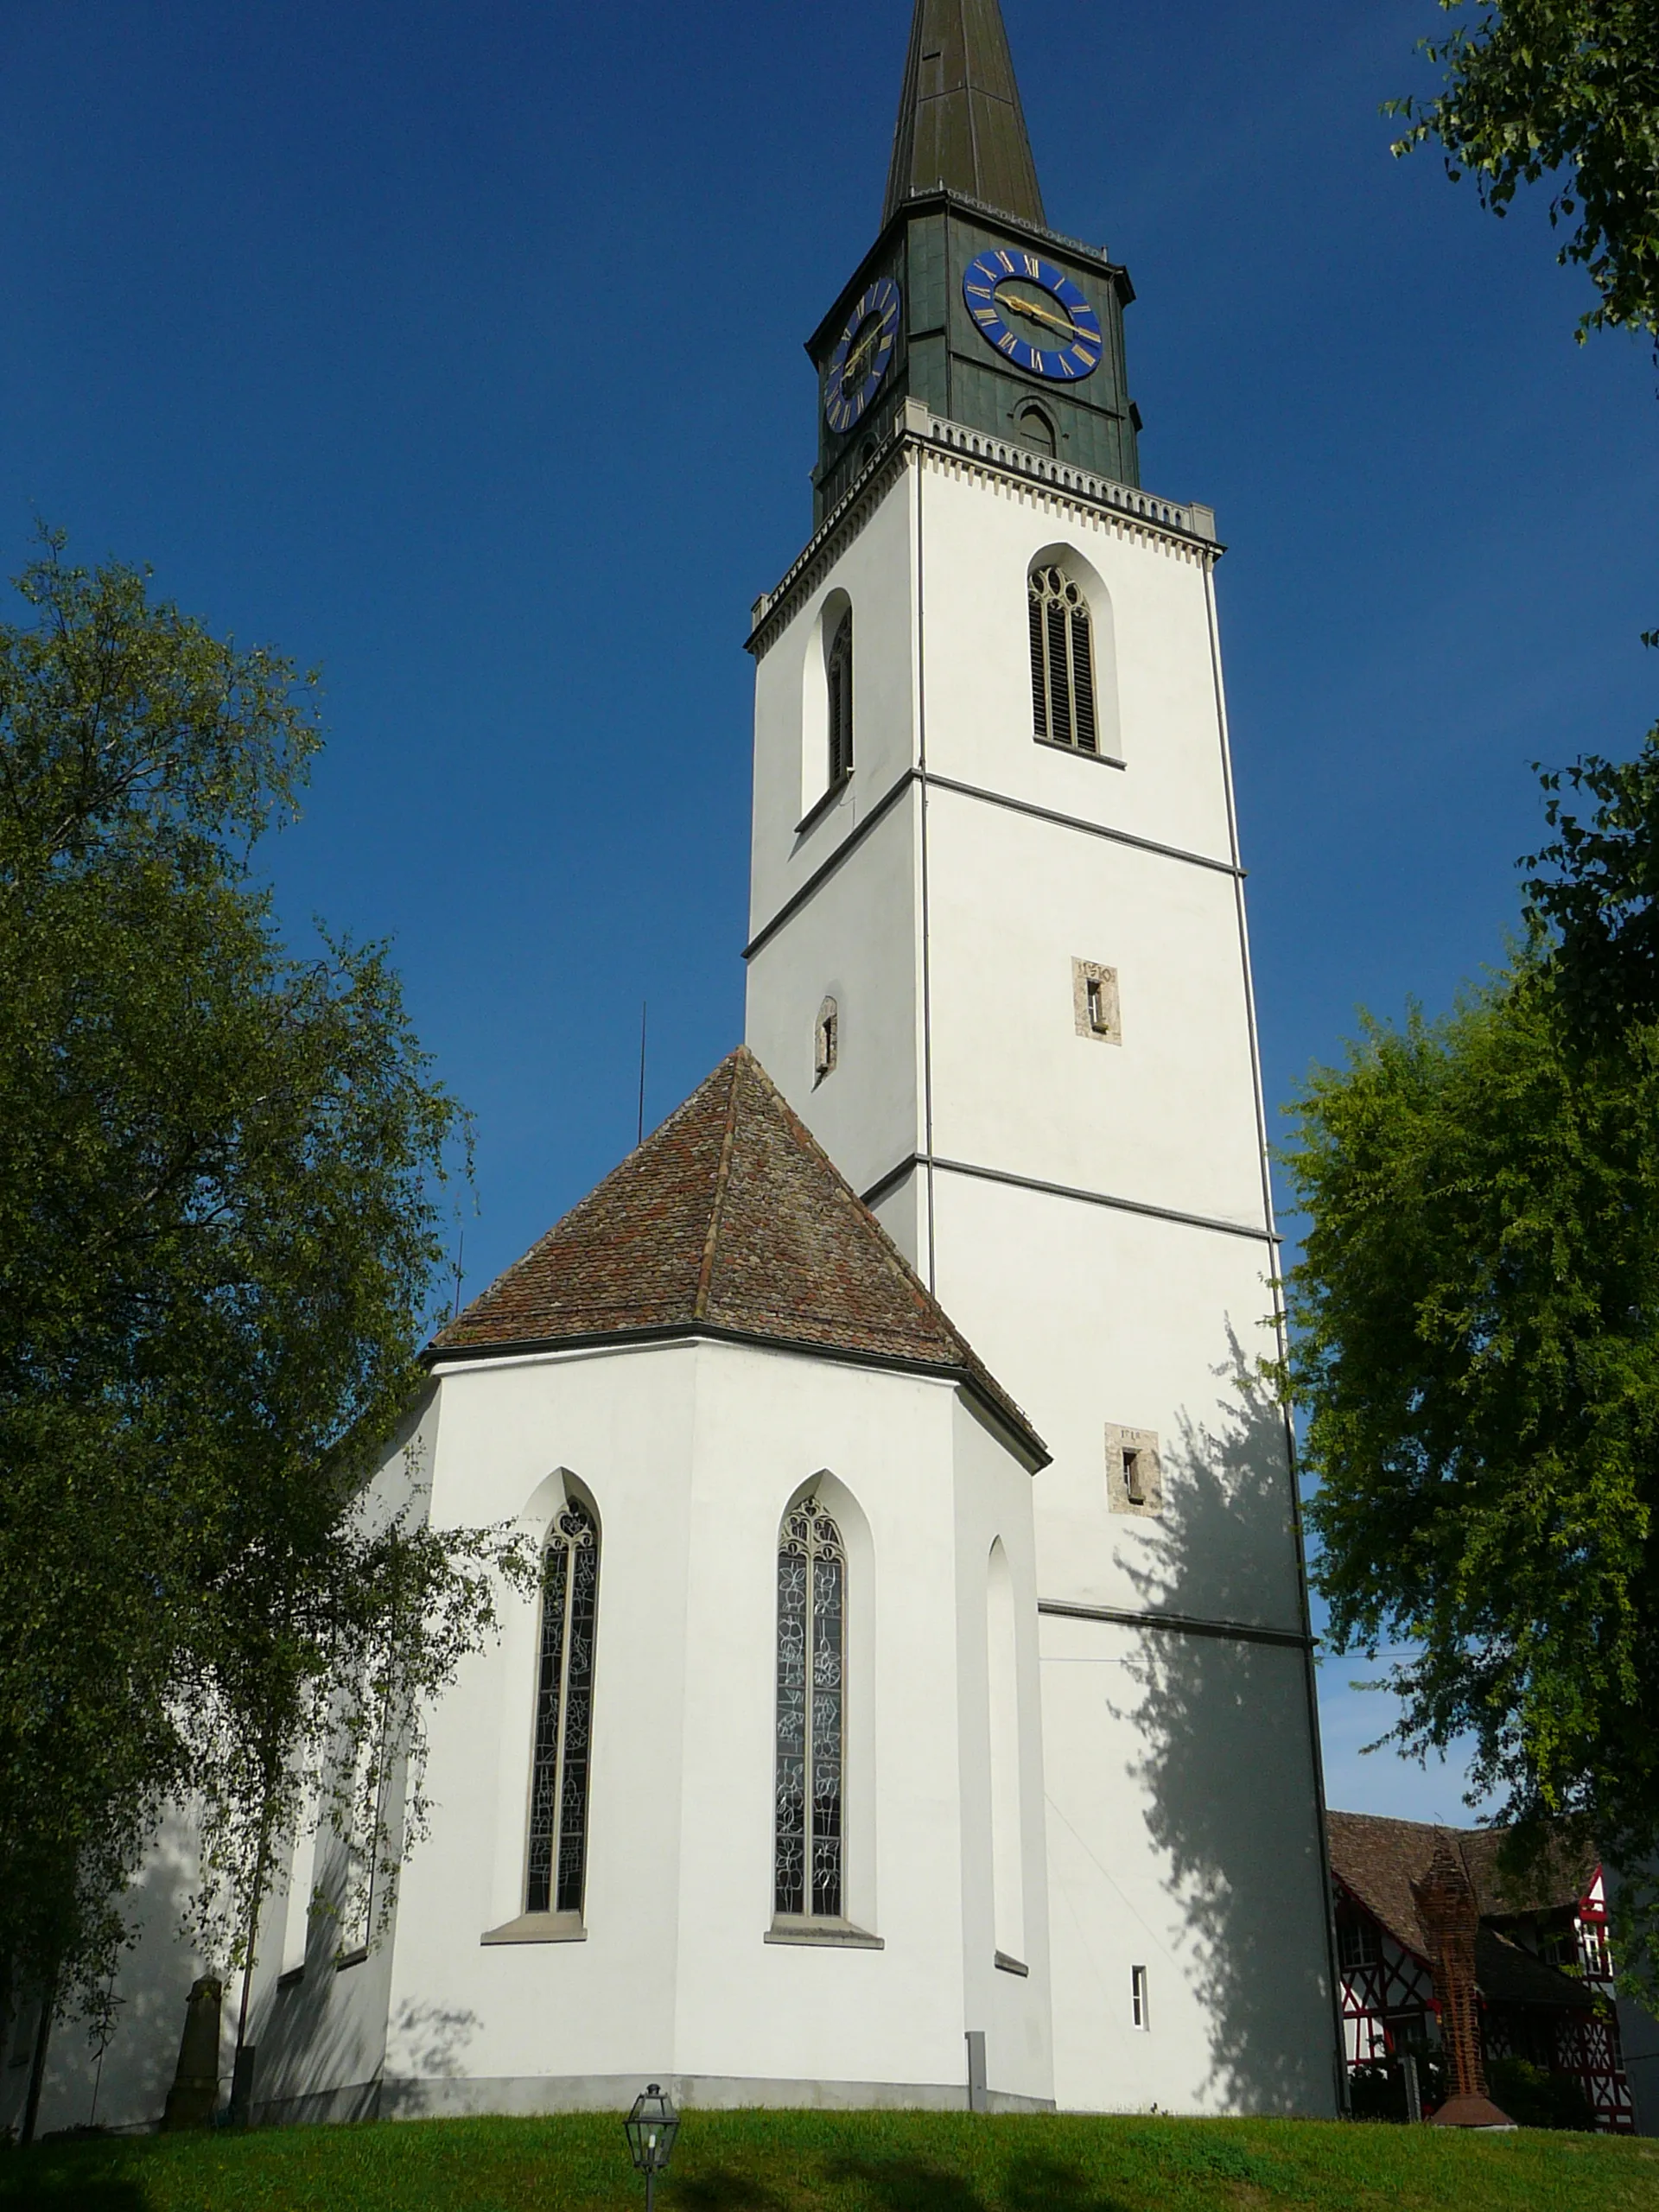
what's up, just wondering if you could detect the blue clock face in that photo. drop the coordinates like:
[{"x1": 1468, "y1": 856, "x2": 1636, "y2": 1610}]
[
  {"x1": 824, "y1": 276, "x2": 901, "y2": 435},
  {"x1": 962, "y1": 249, "x2": 1103, "y2": 382}
]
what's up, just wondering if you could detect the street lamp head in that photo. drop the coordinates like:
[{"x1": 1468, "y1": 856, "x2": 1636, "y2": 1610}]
[{"x1": 624, "y1": 2082, "x2": 680, "y2": 2176}]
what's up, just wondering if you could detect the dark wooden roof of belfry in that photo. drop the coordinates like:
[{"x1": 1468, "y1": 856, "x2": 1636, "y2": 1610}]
[
  {"x1": 1328, "y1": 1810, "x2": 1599, "y2": 2010},
  {"x1": 429, "y1": 1046, "x2": 1046, "y2": 1465},
  {"x1": 883, "y1": 0, "x2": 1046, "y2": 228}
]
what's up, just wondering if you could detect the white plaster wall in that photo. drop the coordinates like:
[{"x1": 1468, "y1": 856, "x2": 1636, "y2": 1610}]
[
  {"x1": 250, "y1": 1392, "x2": 440, "y2": 2120},
  {"x1": 748, "y1": 476, "x2": 918, "y2": 931},
  {"x1": 6, "y1": 1812, "x2": 216, "y2": 2138},
  {"x1": 924, "y1": 789, "x2": 1263, "y2": 1224},
  {"x1": 915, "y1": 457, "x2": 1232, "y2": 862},
  {"x1": 1040, "y1": 1610, "x2": 1334, "y2": 2117},
  {"x1": 352, "y1": 1334, "x2": 1052, "y2": 2112},
  {"x1": 950, "y1": 1399, "x2": 1052, "y2": 2108},
  {"x1": 381, "y1": 1341, "x2": 698, "y2": 2100},
  {"x1": 744, "y1": 795, "x2": 921, "y2": 1205},
  {"x1": 928, "y1": 1173, "x2": 1297, "y2": 1624}
]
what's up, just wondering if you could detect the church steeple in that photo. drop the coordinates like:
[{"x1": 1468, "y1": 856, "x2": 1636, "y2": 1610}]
[
  {"x1": 883, "y1": 0, "x2": 1046, "y2": 229},
  {"x1": 804, "y1": 0, "x2": 1139, "y2": 524}
]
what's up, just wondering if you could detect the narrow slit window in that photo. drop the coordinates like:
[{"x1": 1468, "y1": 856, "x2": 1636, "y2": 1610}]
[
  {"x1": 1072, "y1": 960, "x2": 1121, "y2": 1045},
  {"x1": 1131, "y1": 1965, "x2": 1149, "y2": 2029},
  {"x1": 827, "y1": 609, "x2": 854, "y2": 785},
  {"x1": 774, "y1": 1497, "x2": 845, "y2": 1919},
  {"x1": 525, "y1": 1498, "x2": 599, "y2": 1917},
  {"x1": 815, "y1": 995, "x2": 839, "y2": 1084},
  {"x1": 1029, "y1": 566, "x2": 1097, "y2": 753}
]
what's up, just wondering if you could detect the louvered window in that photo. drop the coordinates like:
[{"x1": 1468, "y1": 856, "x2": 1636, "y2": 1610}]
[
  {"x1": 1028, "y1": 566, "x2": 1097, "y2": 753},
  {"x1": 774, "y1": 1497, "x2": 845, "y2": 1918},
  {"x1": 525, "y1": 1498, "x2": 599, "y2": 1917},
  {"x1": 827, "y1": 610, "x2": 854, "y2": 784}
]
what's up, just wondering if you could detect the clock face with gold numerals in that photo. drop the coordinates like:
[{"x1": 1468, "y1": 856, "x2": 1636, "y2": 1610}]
[
  {"x1": 823, "y1": 276, "x2": 901, "y2": 435},
  {"x1": 963, "y1": 248, "x2": 1103, "y2": 381}
]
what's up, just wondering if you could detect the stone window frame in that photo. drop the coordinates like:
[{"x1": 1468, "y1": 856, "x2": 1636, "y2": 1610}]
[
  {"x1": 1106, "y1": 1423, "x2": 1162, "y2": 1517},
  {"x1": 815, "y1": 995, "x2": 839, "y2": 1084},
  {"x1": 1071, "y1": 958, "x2": 1122, "y2": 1045}
]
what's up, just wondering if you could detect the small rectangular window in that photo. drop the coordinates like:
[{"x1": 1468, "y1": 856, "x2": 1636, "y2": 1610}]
[
  {"x1": 1131, "y1": 1964, "x2": 1148, "y2": 2029},
  {"x1": 1071, "y1": 959, "x2": 1121, "y2": 1045},
  {"x1": 1338, "y1": 1917, "x2": 1381, "y2": 1971},
  {"x1": 1106, "y1": 1424, "x2": 1161, "y2": 1516}
]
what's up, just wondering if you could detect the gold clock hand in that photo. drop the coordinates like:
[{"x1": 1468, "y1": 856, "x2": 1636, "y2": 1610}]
[
  {"x1": 1000, "y1": 290, "x2": 1090, "y2": 341},
  {"x1": 841, "y1": 329, "x2": 880, "y2": 385}
]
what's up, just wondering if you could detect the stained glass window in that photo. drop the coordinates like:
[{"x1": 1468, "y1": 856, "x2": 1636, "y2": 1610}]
[
  {"x1": 525, "y1": 1498, "x2": 599, "y2": 1917},
  {"x1": 774, "y1": 1497, "x2": 845, "y2": 1918}
]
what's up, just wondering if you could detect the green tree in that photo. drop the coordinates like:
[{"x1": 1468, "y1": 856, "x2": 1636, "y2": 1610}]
[
  {"x1": 1390, "y1": 0, "x2": 1659, "y2": 348},
  {"x1": 0, "y1": 532, "x2": 527, "y2": 2106},
  {"x1": 1526, "y1": 709, "x2": 1659, "y2": 1036},
  {"x1": 1281, "y1": 943, "x2": 1659, "y2": 1981}
]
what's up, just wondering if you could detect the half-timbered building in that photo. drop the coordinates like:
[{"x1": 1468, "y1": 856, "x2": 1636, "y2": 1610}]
[{"x1": 1329, "y1": 1812, "x2": 1633, "y2": 2131}]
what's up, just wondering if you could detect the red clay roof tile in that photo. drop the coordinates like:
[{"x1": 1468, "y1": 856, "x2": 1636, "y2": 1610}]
[{"x1": 429, "y1": 1046, "x2": 1045, "y2": 1463}]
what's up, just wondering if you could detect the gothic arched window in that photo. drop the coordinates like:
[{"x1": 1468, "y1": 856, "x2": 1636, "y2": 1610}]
[
  {"x1": 826, "y1": 609, "x2": 854, "y2": 785},
  {"x1": 774, "y1": 1497, "x2": 845, "y2": 1918},
  {"x1": 525, "y1": 1497, "x2": 599, "y2": 1917},
  {"x1": 1028, "y1": 563, "x2": 1098, "y2": 754}
]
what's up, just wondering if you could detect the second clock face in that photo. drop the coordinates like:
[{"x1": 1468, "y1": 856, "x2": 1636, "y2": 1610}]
[
  {"x1": 963, "y1": 249, "x2": 1103, "y2": 382},
  {"x1": 824, "y1": 276, "x2": 901, "y2": 435}
]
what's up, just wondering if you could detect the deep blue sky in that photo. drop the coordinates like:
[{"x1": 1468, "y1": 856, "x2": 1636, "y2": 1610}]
[{"x1": 5, "y1": 1, "x2": 1653, "y2": 1825}]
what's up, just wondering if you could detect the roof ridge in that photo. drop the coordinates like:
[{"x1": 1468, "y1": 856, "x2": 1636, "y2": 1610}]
[
  {"x1": 430, "y1": 1044, "x2": 1045, "y2": 1464},
  {"x1": 736, "y1": 1051, "x2": 1003, "y2": 1383},
  {"x1": 695, "y1": 1052, "x2": 746, "y2": 1320}
]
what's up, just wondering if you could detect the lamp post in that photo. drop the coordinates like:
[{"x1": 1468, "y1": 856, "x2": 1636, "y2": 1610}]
[{"x1": 624, "y1": 2082, "x2": 680, "y2": 2212}]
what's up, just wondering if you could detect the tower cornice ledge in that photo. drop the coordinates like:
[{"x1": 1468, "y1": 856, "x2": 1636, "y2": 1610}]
[{"x1": 748, "y1": 398, "x2": 1221, "y2": 658}]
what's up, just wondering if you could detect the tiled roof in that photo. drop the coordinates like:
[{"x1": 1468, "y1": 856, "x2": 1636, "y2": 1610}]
[
  {"x1": 1328, "y1": 1810, "x2": 1597, "y2": 2010},
  {"x1": 429, "y1": 1046, "x2": 1046, "y2": 1464}
]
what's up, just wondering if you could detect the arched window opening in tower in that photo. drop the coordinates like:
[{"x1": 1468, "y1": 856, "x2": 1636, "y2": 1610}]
[
  {"x1": 1016, "y1": 404, "x2": 1055, "y2": 458},
  {"x1": 525, "y1": 1497, "x2": 599, "y2": 1916},
  {"x1": 1028, "y1": 564, "x2": 1098, "y2": 753},
  {"x1": 774, "y1": 1497, "x2": 845, "y2": 1918},
  {"x1": 827, "y1": 608, "x2": 854, "y2": 785}
]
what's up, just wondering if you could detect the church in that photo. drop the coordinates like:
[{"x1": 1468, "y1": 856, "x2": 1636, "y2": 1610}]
[{"x1": 14, "y1": 0, "x2": 1340, "y2": 2130}]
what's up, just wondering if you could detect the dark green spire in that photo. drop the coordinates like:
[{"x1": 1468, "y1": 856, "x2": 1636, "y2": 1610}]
[{"x1": 883, "y1": 0, "x2": 1046, "y2": 228}]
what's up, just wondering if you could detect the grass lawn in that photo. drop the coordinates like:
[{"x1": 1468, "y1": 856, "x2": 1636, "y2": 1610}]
[{"x1": 1, "y1": 2110, "x2": 1655, "y2": 2212}]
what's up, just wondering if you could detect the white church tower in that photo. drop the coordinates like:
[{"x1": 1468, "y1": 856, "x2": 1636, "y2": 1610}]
[{"x1": 743, "y1": 0, "x2": 1339, "y2": 2114}]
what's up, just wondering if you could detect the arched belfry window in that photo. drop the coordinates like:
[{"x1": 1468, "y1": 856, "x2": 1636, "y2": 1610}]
[
  {"x1": 1016, "y1": 404, "x2": 1055, "y2": 458},
  {"x1": 826, "y1": 609, "x2": 853, "y2": 785},
  {"x1": 1029, "y1": 563, "x2": 1098, "y2": 754},
  {"x1": 774, "y1": 1497, "x2": 845, "y2": 1919},
  {"x1": 525, "y1": 1497, "x2": 598, "y2": 1917}
]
